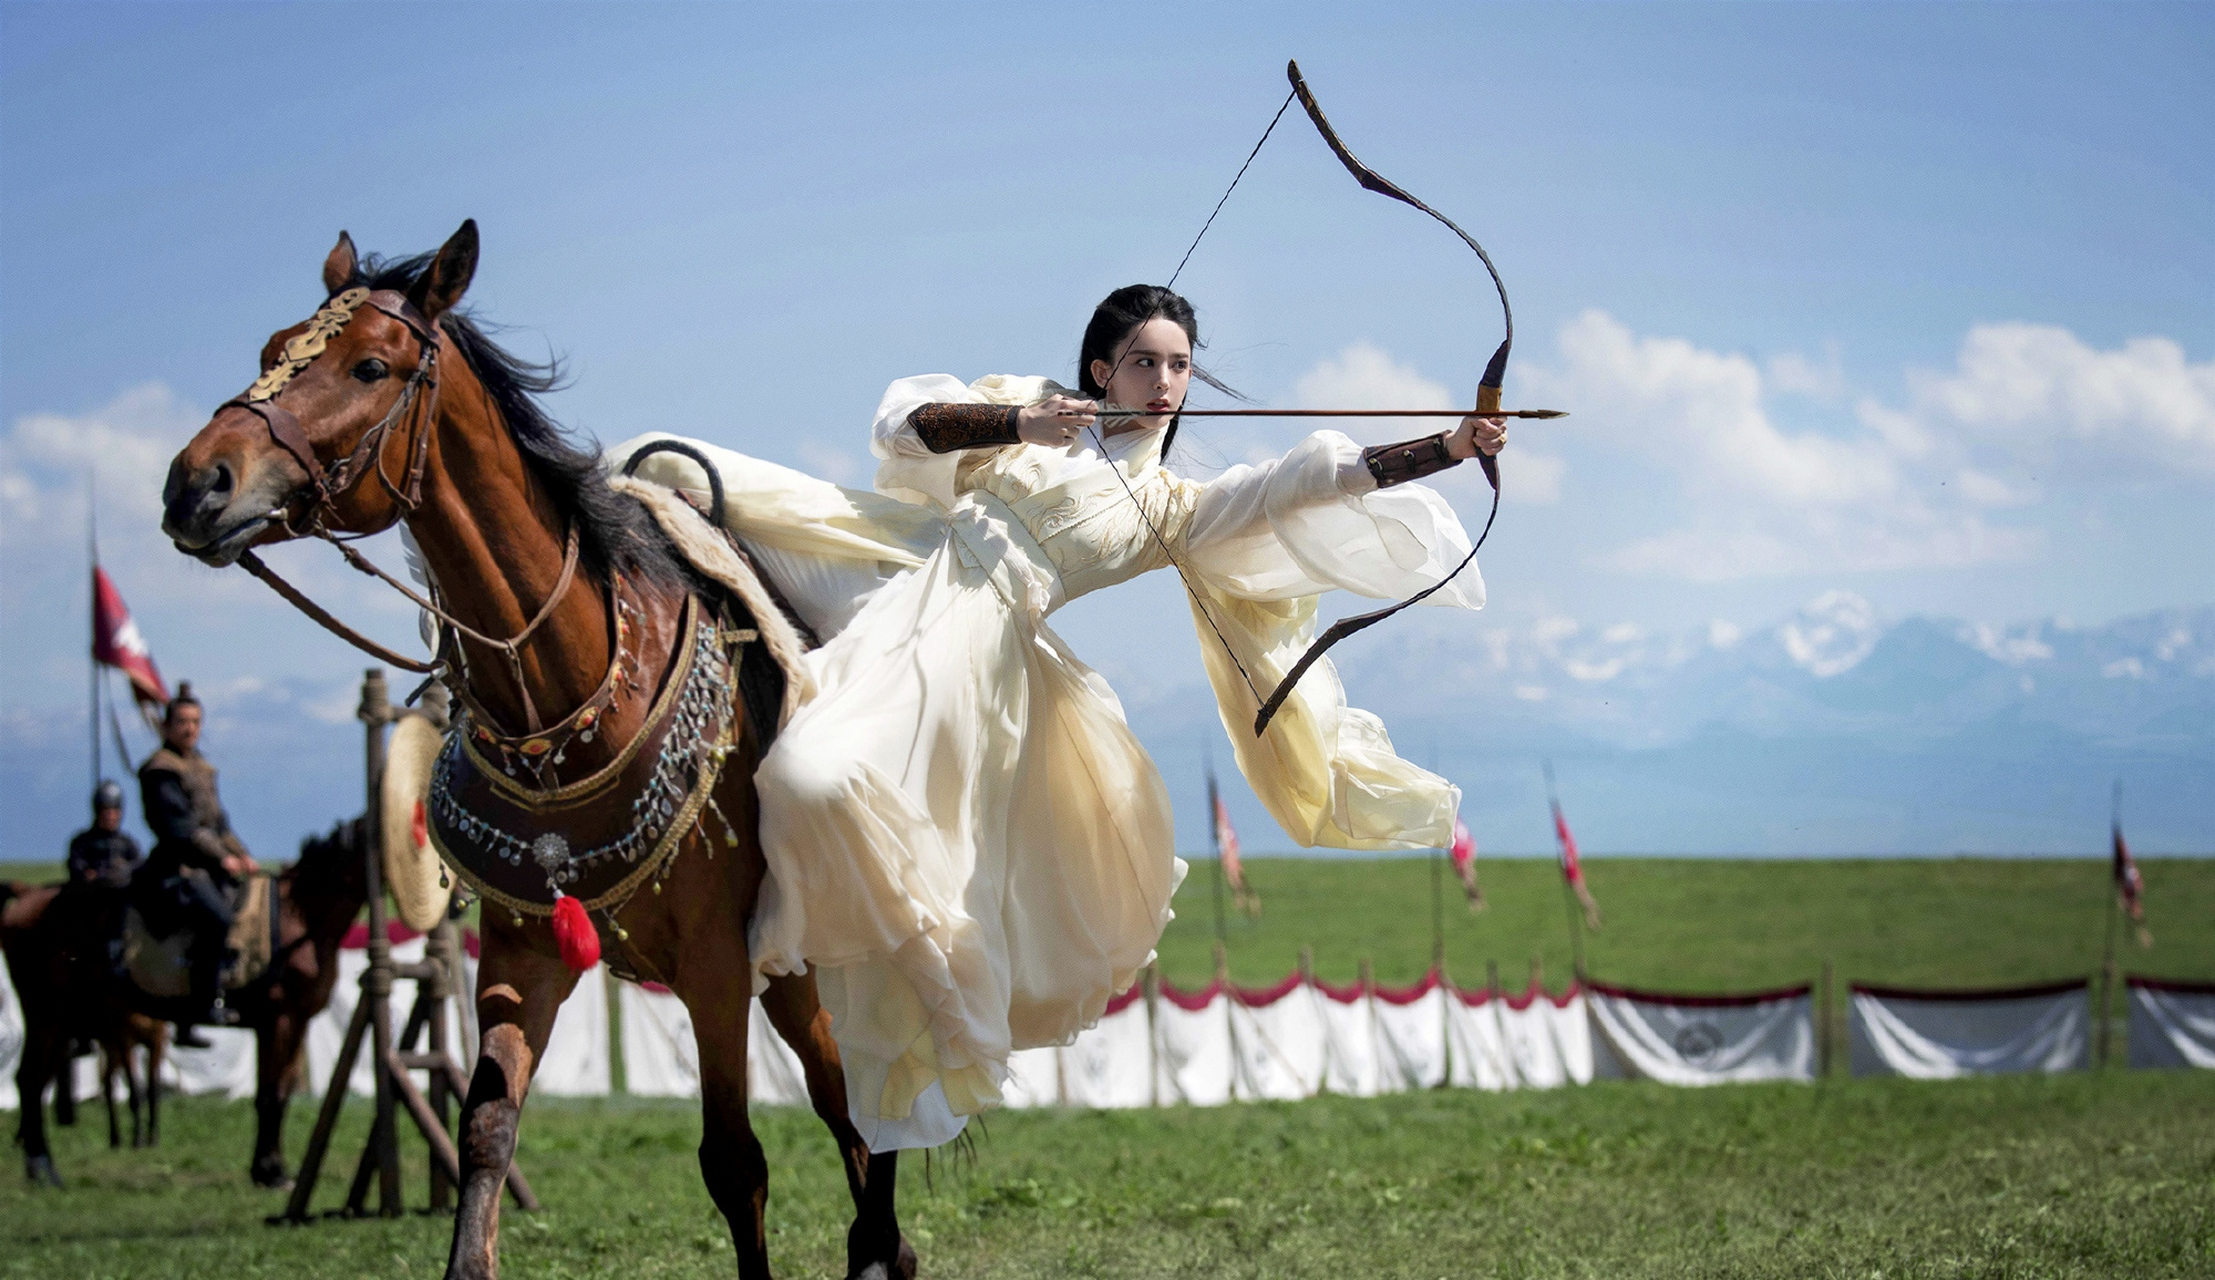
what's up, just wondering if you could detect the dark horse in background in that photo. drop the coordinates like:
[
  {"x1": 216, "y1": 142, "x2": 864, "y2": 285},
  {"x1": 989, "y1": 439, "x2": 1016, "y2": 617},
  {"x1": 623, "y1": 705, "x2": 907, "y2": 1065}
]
[
  {"x1": 160, "y1": 223, "x2": 914, "y2": 1280},
  {"x1": 4, "y1": 819, "x2": 367, "y2": 1189}
]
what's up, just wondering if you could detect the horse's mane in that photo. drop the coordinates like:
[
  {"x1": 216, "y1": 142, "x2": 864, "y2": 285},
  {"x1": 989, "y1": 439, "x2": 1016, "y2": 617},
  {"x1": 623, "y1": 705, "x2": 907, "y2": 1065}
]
[{"x1": 345, "y1": 251, "x2": 688, "y2": 591}]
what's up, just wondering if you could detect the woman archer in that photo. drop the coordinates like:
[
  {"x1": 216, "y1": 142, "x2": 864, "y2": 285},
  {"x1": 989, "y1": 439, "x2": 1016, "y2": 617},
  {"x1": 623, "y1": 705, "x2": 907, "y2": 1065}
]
[{"x1": 614, "y1": 282, "x2": 1504, "y2": 1151}]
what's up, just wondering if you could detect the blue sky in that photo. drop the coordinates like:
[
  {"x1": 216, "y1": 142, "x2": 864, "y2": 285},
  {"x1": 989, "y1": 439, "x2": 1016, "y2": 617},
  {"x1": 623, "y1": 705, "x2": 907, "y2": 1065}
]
[{"x1": 3, "y1": 2, "x2": 2210, "y2": 858}]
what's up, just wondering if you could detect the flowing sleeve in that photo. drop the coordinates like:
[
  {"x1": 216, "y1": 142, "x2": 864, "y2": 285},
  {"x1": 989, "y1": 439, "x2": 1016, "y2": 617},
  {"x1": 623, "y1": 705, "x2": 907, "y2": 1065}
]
[
  {"x1": 871, "y1": 373, "x2": 1070, "y2": 511},
  {"x1": 1170, "y1": 429, "x2": 1479, "y2": 852}
]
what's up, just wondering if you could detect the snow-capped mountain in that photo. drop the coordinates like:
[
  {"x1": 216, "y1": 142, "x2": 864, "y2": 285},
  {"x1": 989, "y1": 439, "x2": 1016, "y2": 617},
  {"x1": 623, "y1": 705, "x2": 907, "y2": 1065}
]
[{"x1": 1120, "y1": 594, "x2": 2214, "y2": 856}]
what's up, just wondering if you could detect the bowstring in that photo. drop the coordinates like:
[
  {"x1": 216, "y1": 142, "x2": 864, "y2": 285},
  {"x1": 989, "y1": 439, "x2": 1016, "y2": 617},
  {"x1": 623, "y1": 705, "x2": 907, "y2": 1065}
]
[
  {"x1": 1167, "y1": 88, "x2": 1297, "y2": 290},
  {"x1": 1075, "y1": 88, "x2": 1305, "y2": 708}
]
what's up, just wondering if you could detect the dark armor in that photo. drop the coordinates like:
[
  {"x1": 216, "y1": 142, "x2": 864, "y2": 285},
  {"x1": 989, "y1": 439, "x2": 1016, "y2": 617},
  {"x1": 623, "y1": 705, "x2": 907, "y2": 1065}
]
[
  {"x1": 908, "y1": 402, "x2": 1023, "y2": 453},
  {"x1": 66, "y1": 827, "x2": 142, "y2": 888}
]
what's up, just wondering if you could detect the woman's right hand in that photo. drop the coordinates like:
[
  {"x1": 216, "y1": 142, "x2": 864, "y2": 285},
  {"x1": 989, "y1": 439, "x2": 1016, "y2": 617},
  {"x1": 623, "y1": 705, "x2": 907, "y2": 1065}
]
[{"x1": 1017, "y1": 395, "x2": 1098, "y2": 448}]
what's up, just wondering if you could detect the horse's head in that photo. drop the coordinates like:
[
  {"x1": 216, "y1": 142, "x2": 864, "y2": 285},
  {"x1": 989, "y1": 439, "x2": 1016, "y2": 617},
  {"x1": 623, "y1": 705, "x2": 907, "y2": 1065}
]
[{"x1": 163, "y1": 221, "x2": 479, "y2": 564}]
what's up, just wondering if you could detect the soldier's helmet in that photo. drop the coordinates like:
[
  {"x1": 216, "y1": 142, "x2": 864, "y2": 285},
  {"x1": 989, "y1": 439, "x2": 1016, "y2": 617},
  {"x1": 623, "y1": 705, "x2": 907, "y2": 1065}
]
[{"x1": 93, "y1": 779, "x2": 126, "y2": 813}]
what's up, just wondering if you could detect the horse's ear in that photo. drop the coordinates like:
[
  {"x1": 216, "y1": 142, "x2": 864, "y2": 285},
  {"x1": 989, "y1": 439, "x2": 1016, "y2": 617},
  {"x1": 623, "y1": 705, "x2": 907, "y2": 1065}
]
[
  {"x1": 322, "y1": 231, "x2": 358, "y2": 295},
  {"x1": 410, "y1": 219, "x2": 479, "y2": 322}
]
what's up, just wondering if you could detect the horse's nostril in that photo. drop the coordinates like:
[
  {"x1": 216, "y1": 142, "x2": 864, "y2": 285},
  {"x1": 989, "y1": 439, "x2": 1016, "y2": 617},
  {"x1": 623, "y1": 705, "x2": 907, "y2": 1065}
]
[{"x1": 211, "y1": 462, "x2": 234, "y2": 495}]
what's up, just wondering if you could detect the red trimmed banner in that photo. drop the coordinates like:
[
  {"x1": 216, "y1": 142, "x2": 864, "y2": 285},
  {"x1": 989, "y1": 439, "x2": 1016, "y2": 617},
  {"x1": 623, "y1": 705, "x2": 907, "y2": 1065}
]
[
  {"x1": 2123, "y1": 974, "x2": 2215, "y2": 996},
  {"x1": 1849, "y1": 978, "x2": 2088, "y2": 1003},
  {"x1": 1586, "y1": 978, "x2": 1812, "y2": 1008}
]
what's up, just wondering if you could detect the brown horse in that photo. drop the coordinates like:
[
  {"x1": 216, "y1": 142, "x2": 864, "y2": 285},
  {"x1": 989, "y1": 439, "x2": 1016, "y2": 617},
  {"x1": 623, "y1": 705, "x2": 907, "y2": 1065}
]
[
  {"x1": 160, "y1": 223, "x2": 910, "y2": 1280},
  {"x1": 2, "y1": 819, "x2": 366, "y2": 1189}
]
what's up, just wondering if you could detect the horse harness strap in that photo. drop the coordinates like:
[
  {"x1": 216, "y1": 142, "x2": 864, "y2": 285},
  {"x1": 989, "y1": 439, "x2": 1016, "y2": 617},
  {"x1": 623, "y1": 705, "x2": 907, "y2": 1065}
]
[{"x1": 240, "y1": 526, "x2": 583, "y2": 725}]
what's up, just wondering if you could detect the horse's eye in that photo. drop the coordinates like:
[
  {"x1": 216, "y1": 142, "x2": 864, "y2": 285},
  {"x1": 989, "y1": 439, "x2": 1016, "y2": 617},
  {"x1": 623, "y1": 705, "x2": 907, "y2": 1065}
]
[{"x1": 352, "y1": 358, "x2": 390, "y2": 383}]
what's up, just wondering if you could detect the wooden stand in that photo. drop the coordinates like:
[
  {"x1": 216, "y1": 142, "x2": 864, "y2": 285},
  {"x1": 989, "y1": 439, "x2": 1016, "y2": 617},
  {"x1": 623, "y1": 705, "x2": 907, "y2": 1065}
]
[{"x1": 271, "y1": 668, "x2": 537, "y2": 1224}]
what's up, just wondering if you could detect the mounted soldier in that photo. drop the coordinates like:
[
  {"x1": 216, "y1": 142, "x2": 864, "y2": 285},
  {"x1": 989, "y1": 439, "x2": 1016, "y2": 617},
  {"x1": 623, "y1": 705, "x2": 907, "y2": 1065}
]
[
  {"x1": 135, "y1": 682, "x2": 258, "y2": 1047},
  {"x1": 67, "y1": 780, "x2": 144, "y2": 889}
]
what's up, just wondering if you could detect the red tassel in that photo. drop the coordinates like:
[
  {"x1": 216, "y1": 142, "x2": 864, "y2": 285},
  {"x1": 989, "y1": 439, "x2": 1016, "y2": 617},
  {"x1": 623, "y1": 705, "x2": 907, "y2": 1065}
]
[{"x1": 550, "y1": 893, "x2": 599, "y2": 972}]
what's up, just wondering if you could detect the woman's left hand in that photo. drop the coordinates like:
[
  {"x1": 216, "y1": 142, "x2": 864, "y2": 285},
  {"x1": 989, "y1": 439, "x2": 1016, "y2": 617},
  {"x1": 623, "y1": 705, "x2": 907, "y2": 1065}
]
[{"x1": 1447, "y1": 413, "x2": 1508, "y2": 460}]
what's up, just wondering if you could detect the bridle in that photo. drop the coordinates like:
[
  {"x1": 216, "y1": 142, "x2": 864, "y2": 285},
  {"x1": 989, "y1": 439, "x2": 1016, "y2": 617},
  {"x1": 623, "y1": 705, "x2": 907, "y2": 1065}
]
[
  {"x1": 226, "y1": 285, "x2": 442, "y2": 535},
  {"x1": 221, "y1": 284, "x2": 586, "y2": 735}
]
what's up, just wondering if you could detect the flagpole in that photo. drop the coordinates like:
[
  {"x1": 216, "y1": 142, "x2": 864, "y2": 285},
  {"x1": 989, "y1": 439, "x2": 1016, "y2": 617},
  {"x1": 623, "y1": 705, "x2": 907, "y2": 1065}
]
[
  {"x1": 2097, "y1": 780, "x2": 2124, "y2": 1066},
  {"x1": 90, "y1": 473, "x2": 102, "y2": 792},
  {"x1": 1545, "y1": 760, "x2": 1587, "y2": 981}
]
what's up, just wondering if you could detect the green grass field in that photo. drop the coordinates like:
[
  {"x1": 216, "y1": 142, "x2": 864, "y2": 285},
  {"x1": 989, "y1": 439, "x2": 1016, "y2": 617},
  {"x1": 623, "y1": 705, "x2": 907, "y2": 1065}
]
[{"x1": 6, "y1": 856, "x2": 2212, "y2": 1277}]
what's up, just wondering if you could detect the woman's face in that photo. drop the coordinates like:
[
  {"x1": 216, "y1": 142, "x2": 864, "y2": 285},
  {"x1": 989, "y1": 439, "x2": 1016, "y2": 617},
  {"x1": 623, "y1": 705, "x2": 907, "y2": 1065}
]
[{"x1": 1090, "y1": 317, "x2": 1192, "y2": 436}]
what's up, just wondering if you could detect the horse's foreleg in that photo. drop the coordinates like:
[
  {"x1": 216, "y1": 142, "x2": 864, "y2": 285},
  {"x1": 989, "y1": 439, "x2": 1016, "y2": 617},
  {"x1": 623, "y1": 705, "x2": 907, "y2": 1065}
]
[
  {"x1": 144, "y1": 1025, "x2": 165, "y2": 1148},
  {"x1": 15, "y1": 1022, "x2": 64, "y2": 1186},
  {"x1": 758, "y1": 972, "x2": 915, "y2": 1280},
  {"x1": 679, "y1": 943, "x2": 774, "y2": 1280},
  {"x1": 445, "y1": 931, "x2": 575, "y2": 1280},
  {"x1": 250, "y1": 1013, "x2": 303, "y2": 1188},
  {"x1": 99, "y1": 1036, "x2": 123, "y2": 1149}
]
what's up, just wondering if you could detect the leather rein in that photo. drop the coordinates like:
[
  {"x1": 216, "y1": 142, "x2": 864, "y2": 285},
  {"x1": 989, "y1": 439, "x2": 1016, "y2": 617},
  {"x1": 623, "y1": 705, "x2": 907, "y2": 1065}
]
[{"x1": 225, "y1": 286, "x2": 587, "y2": 735}]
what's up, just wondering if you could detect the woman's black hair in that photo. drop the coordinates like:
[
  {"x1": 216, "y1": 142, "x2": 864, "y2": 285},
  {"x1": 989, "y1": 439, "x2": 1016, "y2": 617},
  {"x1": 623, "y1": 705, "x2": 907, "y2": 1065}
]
[{"x1": 1077, "y1": 284, "x2": 1240, "y2": 459}]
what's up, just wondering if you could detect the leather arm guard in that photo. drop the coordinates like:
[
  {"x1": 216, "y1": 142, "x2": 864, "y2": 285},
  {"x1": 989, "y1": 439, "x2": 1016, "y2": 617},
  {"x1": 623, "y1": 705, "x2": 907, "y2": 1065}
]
[
  {"x1": 908, "y1": 403, "x2": 1023, "y2": 454},
  {"x1": 1362, "y1": 433, "x2": 1460, "y2": 488}
]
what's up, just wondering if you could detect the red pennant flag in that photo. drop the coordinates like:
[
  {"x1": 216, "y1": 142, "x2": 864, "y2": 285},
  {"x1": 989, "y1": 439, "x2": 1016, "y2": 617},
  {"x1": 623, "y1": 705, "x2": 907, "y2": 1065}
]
[
  {"x1": 93, "y1": 565, "x2": 168, "y2": 711},
  {"x1": 1449, "y1": 815, "x2": 1484, "y2": 909},
  {"x1": 1551, "y1": 796, "x2": 1603, "y2": 930},
  {"x1": 2112, "y1": 821, "x2": 2145, "y2": 922}
]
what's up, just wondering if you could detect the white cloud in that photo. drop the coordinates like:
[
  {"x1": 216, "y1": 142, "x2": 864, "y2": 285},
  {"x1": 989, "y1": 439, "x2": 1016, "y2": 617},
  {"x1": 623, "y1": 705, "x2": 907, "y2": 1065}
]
[
  {"x1": 2102, "y1": 656, "x2": 2148, "y2": 680},
  {"x1": 1, "y1": 382, "x2": 199, "y2": 536},
  {"x1": 1522, "y1": 310, "x2": 2065, "y2": 581},
  {"x1": 1293, "y1": 341, "x2": 1454, "y2": 439},
  {"x1": 1916, "y1": 324, "x2": 2215, "y2": 474},
  {"x1": 1707, "y1": 619, "x2": 1743, "y2": 649},
  {"x1": 1286, "y1": 342, "x2": 1561, "y2": 506},
  {"x1": 1767, "y1": 346, "x2": 1845, "y2": 403},
  {"x1": 1954, "y1": 468, "x2": 2041, "y2": 508}
]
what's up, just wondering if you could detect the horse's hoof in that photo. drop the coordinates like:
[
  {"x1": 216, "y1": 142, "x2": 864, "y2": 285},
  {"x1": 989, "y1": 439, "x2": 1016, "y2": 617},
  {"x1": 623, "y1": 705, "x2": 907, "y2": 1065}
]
[
  {"x1": 25, "y1": 1155, "x2": 63, "y2": 1188},
  {"x1": 250, "y1": 1157, "x2": 293, "y2": 1189}
]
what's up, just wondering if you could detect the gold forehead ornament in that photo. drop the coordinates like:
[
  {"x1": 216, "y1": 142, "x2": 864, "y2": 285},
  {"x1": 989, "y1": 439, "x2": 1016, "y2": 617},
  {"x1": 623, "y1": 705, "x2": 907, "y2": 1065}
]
[{"x1": 244, "y1": 286, "x2": 372, "y2": 403}]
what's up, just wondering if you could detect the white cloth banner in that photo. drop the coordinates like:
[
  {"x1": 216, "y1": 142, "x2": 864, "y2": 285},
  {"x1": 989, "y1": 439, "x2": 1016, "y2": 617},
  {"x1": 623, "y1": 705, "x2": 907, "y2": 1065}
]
[
  {"x1": 1231, "y1": 981, "x2": 1327, "y2": 1101},
  {"x1": 1371, "y1": 981, "x2": 1450, "y2": 1092},
  {"x1": 1444, "y1": 987, "x2": 1595, "y2": 1090},
  {"x1": 2126, "y1": 979, "x2": 2215, "y2": 1070},
  {"x1": 1850, "y1": 982, "x2": 2089, "y2": 1078},
  {"x1": 1152, "y1": 984, "x2": 1235, "y2": 1106},
  {"x1": 1055, "y1": 992, "x2": 1153, "y2": 1108},
  {"x1": 1587, "y1": 981, "x2": 1816, "y2": 1085},
  {"x1": 1315, "y1": 984, "x2": 1381, "y2": 1097}
]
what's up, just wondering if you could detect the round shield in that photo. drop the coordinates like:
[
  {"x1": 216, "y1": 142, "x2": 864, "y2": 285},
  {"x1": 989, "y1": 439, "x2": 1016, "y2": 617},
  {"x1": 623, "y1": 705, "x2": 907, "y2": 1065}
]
[{"x1": 380, "y1": 711, "x2": 452, "y2": 931}]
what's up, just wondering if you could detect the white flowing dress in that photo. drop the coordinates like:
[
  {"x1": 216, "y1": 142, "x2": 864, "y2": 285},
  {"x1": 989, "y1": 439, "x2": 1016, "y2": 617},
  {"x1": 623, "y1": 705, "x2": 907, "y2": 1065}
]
[{"x1": 610, "y1": 373, "x2": 1481, "y2": 1150}]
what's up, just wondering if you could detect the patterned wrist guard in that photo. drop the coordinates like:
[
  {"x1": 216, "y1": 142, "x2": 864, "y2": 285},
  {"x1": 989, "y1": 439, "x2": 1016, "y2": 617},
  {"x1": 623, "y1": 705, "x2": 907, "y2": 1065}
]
[
  {"x1": 1362, "y1": 433, "x2": 1460, "y2": 488},
  {"x1": 909, "y1": 403, "x2": 1023, "y2": 454}
]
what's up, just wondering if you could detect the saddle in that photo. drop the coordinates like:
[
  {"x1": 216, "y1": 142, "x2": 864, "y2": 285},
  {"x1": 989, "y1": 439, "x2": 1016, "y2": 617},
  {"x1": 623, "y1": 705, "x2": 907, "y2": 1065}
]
[{"x1": 120, "y1": 873, "x2": 279, "y2": 1000}]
